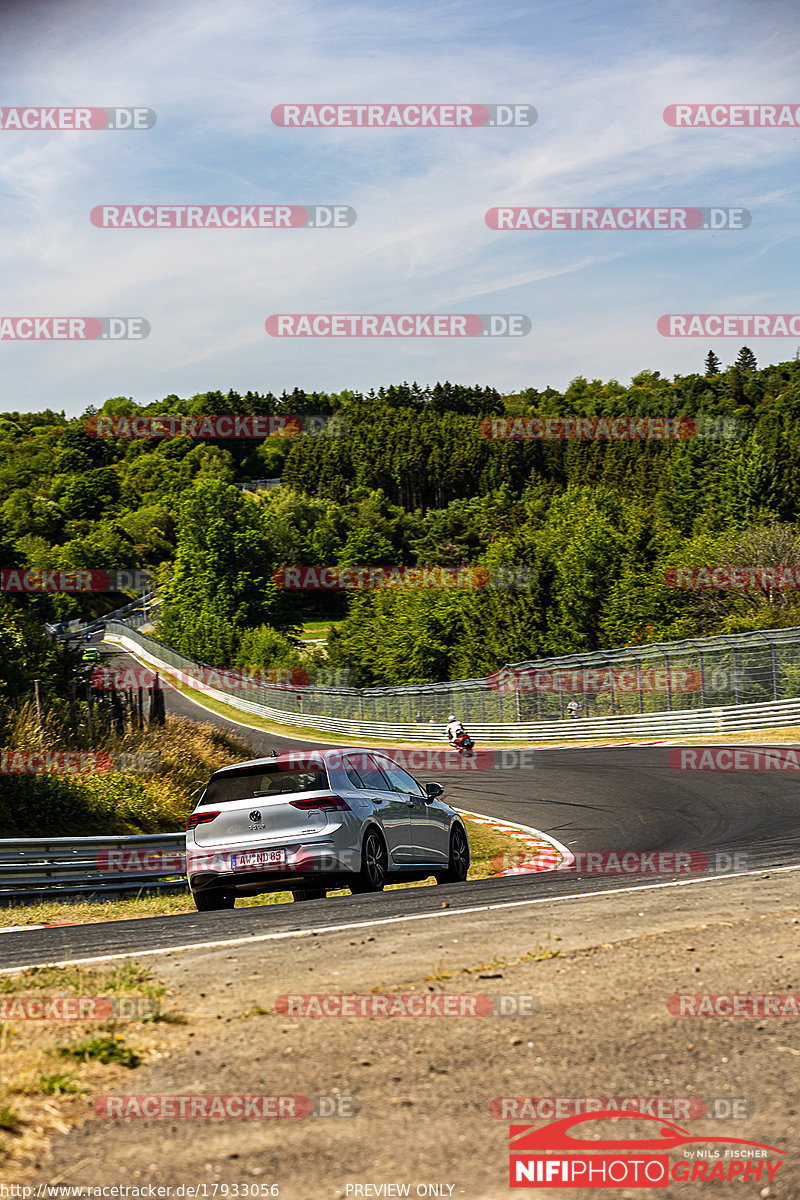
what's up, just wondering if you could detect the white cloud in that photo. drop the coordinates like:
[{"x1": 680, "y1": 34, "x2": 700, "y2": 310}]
[{"x1": 0, "y1": 0, "x2": 798, "y2": 411}]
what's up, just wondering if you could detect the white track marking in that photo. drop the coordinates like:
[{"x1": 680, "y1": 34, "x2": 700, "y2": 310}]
[{"x1": 2, "y1": 863, "x2": 798, "y2": 975}]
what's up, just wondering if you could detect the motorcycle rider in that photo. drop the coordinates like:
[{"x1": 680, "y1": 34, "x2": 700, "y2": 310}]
[{"x1": 446, "y1": 714, "x2": 473, "y2": 751}]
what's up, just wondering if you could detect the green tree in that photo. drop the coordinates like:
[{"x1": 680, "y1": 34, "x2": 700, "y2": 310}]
[
  {"x1": 158, "y1": 480, "x2": 290, "y2": 666},
  {"x1": 704, "y1": 350, "x2": 721, "y2": 376}
]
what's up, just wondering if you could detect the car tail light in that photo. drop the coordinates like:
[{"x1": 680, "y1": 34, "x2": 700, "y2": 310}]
[
  {"x1": 186, "y1": 810, "x2": 220, "y2": 829},
  {"x1": 289, "y1": 794, "x2": 351, "y2": 812}
]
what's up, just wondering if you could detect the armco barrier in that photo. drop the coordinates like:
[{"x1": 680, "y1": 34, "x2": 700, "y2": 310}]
[
  {"x1": 0, "y1": 833, "x2": 187, "y2": 903},
  {"x1": 104, "y1": 626, "x2": 800, "y2": 742}
]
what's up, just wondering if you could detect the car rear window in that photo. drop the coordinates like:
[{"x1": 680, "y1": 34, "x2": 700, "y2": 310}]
[
  {"x1": 200, "y1": 764, "x2": 329, "y2": 805},
  {"x1": 342, "y1": 753, "x2": 390, "y2": 791}
]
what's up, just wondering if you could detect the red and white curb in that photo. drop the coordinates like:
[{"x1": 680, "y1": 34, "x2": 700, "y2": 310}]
[{"x1": 456, "y1": 808, "x2": 574, "y2": 876}]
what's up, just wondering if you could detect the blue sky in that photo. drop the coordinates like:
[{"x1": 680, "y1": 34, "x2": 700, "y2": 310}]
[{"x1": 1, "y1": 0, "x2": 799, "y2": 415}]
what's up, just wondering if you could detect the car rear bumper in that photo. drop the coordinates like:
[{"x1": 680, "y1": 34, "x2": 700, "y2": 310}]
[{"x1": 186, "y1": 841, "x2": 359, "y2": 895}]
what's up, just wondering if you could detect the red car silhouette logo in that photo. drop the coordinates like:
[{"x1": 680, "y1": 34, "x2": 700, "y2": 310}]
[{"x1": 510, "y1": 1111, "x2": 783, "y2": 1154}]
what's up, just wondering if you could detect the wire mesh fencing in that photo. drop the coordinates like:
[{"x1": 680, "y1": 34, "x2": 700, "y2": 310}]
[{"x1": 103, "y1": 623, "x2": 800, "y2": 727}]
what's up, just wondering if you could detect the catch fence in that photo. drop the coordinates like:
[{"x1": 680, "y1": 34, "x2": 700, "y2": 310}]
[{"x1": 103, "y1": 622, "x2": 800, "y2": 731}]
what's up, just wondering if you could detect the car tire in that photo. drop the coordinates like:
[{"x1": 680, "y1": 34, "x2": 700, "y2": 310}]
[
  {"x1": 292, "y1": 888, "x2": 326, "y2": 902},
  {"x1": 350, "y1": 828, "x2": 388, "y2": 893},
  {"x1": 192, "y1": 888, "x2": 235, "y2": 912},
  {"x1": 436, "y1": 824, "x2": 470, "y2": 883}
]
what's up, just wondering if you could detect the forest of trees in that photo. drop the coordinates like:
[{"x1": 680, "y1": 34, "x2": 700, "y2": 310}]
[{"x1": 4, "y1": 350, "x2": 800, "y2": 701}]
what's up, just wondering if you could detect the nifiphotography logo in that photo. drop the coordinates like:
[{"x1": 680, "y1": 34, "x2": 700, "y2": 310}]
[{"x1": 508, "y1": 1112, "x2": 784, "y2": 1188}]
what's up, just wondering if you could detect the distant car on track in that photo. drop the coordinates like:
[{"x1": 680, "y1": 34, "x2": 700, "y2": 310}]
[{"x1": 185, "y1": 748, "x2": 470, "y2": 912}]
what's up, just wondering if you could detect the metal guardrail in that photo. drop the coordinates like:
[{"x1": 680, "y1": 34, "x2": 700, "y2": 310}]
[
  {"x1": 46, "y1": 589, "x2": 162, "y2": 640},
  {"x1": 0, "y1": 833, "x2": 187, "y2": 904},
  {"x1": 233, "y1": 478, "x2": 282, "y2": 492},
  {"x1": 104, "y1": 627, "x2": 800, "y2": 742}
]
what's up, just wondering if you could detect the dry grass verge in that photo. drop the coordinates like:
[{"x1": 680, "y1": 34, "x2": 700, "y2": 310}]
[{"x1": 0, "y1": 961, "x2": 186, "y2": 1179}]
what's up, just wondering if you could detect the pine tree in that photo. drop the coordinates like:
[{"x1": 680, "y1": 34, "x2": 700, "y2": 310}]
[
  {"x1": 727, "y1": 366, "x2": 745, "y2": 406},
  {"x1": 736, "y1": 346, "x2": 758, "y2": 372},
  {"x1": 704, "y1": 350, "x2": 721, "y2": 376}
]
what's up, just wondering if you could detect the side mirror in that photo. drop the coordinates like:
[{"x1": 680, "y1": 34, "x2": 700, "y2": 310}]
[{"x1": 425, "y1": 781, "x2": 444, "y2": 801}]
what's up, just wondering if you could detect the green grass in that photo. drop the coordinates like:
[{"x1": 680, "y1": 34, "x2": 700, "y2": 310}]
[
  {"x1": 0, "y1": 961, "x2": 165, "y2": 996},
  {"x1": 0, "y1": 1107, "x2": 19, "y2": 1131},
  {"x1": 300, "y1": 620, "x2": 334, "y2": 637},
  {"x1": 58, "y1": 1035, "x2": 140, "y2": 1068},
  {"x1": 35, "y1": 1073, "x2": 82, "y2": 1096}
]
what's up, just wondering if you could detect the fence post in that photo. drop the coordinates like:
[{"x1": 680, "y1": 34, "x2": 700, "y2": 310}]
[
  {"x1": 662, "y1": 649, "x2": 672, "y2": 711},
  {"x1": 84, "y1": 680, "x2": 95, "y2": 744},
  {"x1": 68, "y1": 680, "x2": 79, "y2": 743},
  {"x1": 733, "y1": 647, "x2": 741, "y2": 703},
  {"x1": 110, "y1": 690, "x2": 124, "y2": 736},
  {"x1": 33, "y1": 679, "x2": 46, "y2": 745},
  {"x1": 608, "y1": 660, "x2": 616, "y2": 717},
  {"x1": 149, "y1": 673, "x2": 165, "y2": 725}
]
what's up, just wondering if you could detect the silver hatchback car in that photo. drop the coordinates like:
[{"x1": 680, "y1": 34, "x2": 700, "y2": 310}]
[{"x1": 185, "y1": 747, "x2": 470, "y2": 911}]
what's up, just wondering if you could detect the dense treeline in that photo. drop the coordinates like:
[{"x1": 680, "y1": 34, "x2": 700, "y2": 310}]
[{"x1": 3, "y1": 353, "x2": 800, "y2": 693}]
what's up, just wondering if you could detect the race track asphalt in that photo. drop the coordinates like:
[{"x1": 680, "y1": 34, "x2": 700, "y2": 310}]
[{"x1": 2, "y1": 636, "x2": 798, "y2": 970}]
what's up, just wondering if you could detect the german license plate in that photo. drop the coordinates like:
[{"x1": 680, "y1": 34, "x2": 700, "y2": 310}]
[{"x1": 231, "y1": 848, "x2": 286, "y2": 870}]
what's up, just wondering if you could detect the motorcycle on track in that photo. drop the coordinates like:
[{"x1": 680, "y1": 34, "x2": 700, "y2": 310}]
[{"x1": 446, "y1": 715, "x2": 475, "y2": 758}]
